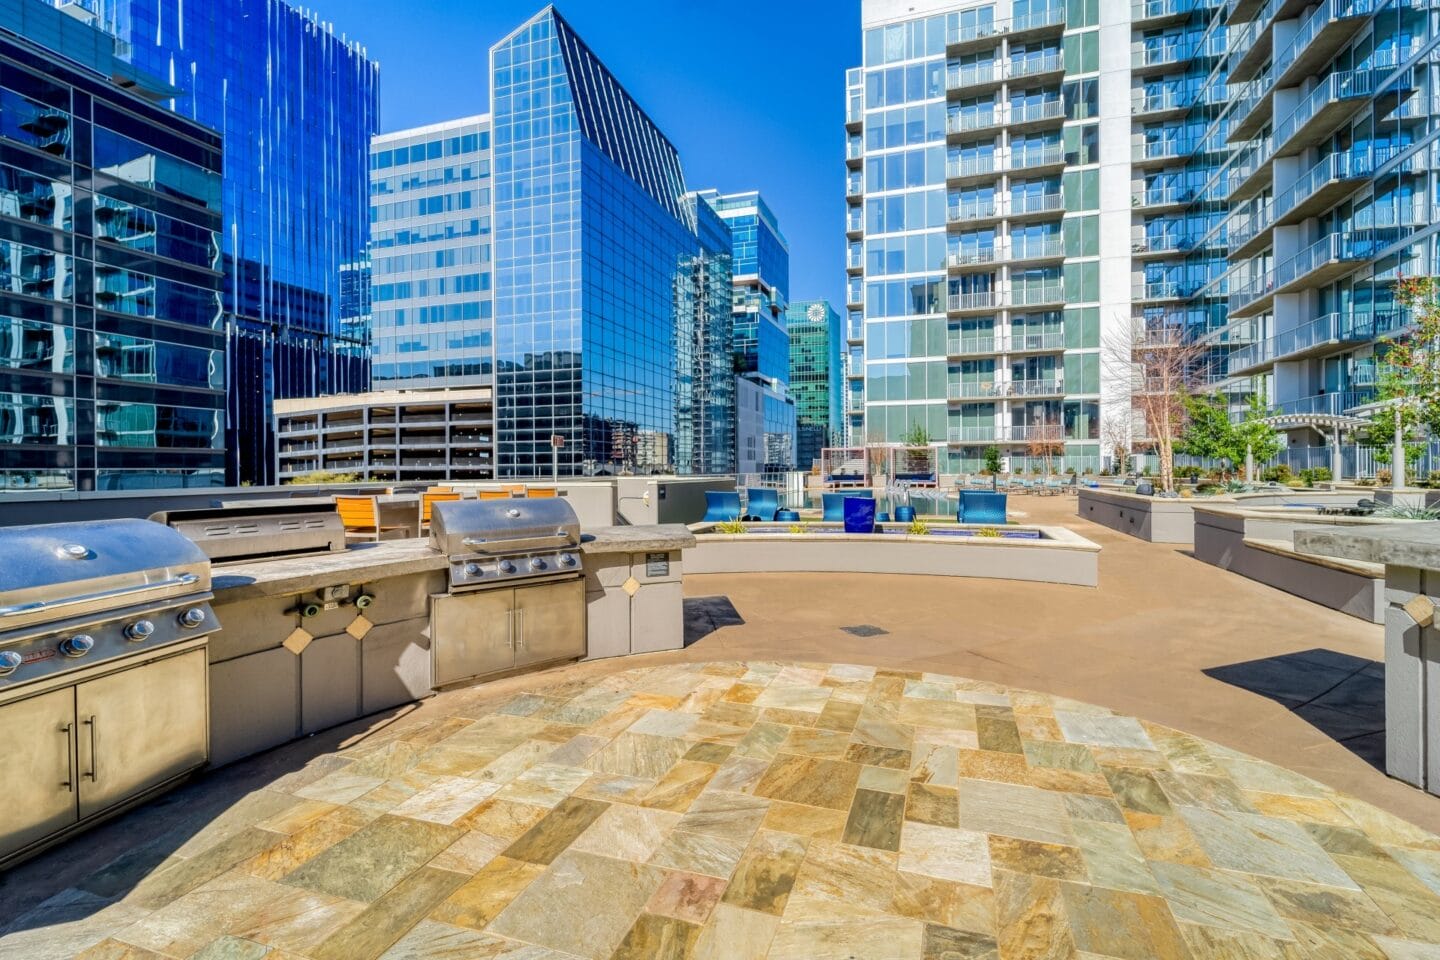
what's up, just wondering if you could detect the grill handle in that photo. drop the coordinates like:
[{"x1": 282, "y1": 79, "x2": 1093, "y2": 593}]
[
  {"x1": 460, "y1": 533, "x2": 573, "y2": 554},
  {"x1": 0, "y1": 573, "x2": 201, "y2": 618}
]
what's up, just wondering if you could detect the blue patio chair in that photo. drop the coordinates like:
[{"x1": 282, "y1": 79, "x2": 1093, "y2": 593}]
[
  {"x1": 822, "y1": 491, "x2": 872, "y2": 522},
  {"x1": 702, "y1": 490, "x2": 742, "y2": 523},
  {"x1": 844, "y1": 495, "x2": 877, "y2": 533},
  {"x1": 958, "y1": 490, "x2": 1007, "y2": 525},
  {"x1": 744, "y1": 488, "x2": 781, "y2": 522}
]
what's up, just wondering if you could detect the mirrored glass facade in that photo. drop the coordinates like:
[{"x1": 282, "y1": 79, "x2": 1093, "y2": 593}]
[
  {"x1": 491, "y1": 8, "x2": 732, "y2": 477},
  {"x1": 371, "y1": 117, "x2": 493, "y2": 390},
  {"x1": 0, "y1": 17, "x2": 223, "y2": 491},
  {"x1": 787, "y1": 299, "x2": 844, "y2": 470},
  {"x1": 42, "y1": 0, "x2": 380, "y2": 486}
]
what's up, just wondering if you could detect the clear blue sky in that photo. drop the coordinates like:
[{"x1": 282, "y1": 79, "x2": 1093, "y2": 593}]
[{"x1": 328, "y1": 0, "x2": 860, "y2": 313}]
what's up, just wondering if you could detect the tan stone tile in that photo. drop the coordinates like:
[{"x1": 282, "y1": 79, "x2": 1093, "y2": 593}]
[
  {"x1": 787, "y1": 839, "x2": 902, "y2": 920},
  {"x1": 501, "y1": 796, "x2": 611, "y2": 866},
  {"x1": 760, "y1": 800, "x2": 849, "y2": 840},
  {"x1": 987, "y1": 836, "x2": 1088, "y2": 883},
  {"x1": 766, "y1": 916, "x2": 924, "y2": 960},
  {"x1": 647, "y1": 829, "x2": 748, "y2": 878},
  {"x1": 993, "y1": 870, "x2": 1074, "y2": 960},
  {"x1": 240, "y1": 816, "x2": 364, "y2": 881},
  {"x1": 899, "y1": 821, "x2": 992, "y2": 887},
  {"x1": 609, "y1": 913, "x2": 700, "y2": 960},
  {"x1": 427, "y1": 856, "x2": 546, "y2": 931},
  {"x1": 308, "y1": 866, "x2": 468, "y2": 960},
  {"x1": 891, "y1": 872, "x2": 995, "y2": 933},
  {"x1": 690, "y1": 903, "x2": 778, "y2": 960},
  {"x1": 646, "y1": 870, "x2": 728, "y2": 925},
  {"x1": 457, "y1": 797, "x2": 550, "y2": 841},
  {"x1": 753, "y1": 754, "x2": 862, "y2": 811},
  {"x1": 570, "y1": 802, "x2": 681, "y2": 862},
  {"x1": 675, "y1": 789, "x2": 769, "y2": 841},
  {"x1": 641, "y1": 759, "x2": 718, "y2": 813},
  {"x1": 720, "y1": 829, "x2": 808, "y2": 915},
  {"x1": 1059, "y1": 882, "x2": 1190, "y2": 960}
]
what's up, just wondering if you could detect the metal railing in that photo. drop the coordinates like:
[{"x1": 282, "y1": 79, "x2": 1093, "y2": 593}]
[
  {"x1": 1010, "y1": 100, "x2": 1065, "y2": 124},
  {"x1": 1132, "y1": 38, "x2": 1201, "y2": 68},
  {"x1": 1010, "y1": 144, "x2": 1066, "y2": 169},
  {"x1": 1010, "y1": 52, "x2": 1064, "y2": 79},
  {"x1": 1010, "y1": 237, "x2": 1065, "y2": 260},
  {"x1": 1134, "y1": 87, "x2": 1194, "y2": 114},
  {"x1": 949, "y1": 381, "x2": 1004, "y2": 400},
  {"x1": 1133, "y1": 0, "x2": 1195, "y2": 19},
  {"x1": 1011, "y1": 192, "x2": 1064, "y2": 215},
  {"x1": 949, "y1": 425, "x2": 1008, "y2": 443},
  {"x1": 946, "y1": 197, "x2": 998, "y2": 221},
  {"x1": 1275, "y1": 230, "x2": 1378, "y2": 289},
  {"x1": 1227, "y1": 271, "x2": 1275, "y2": 313},
  {"x1": 1274, "y1": 68, "x2": 1376, "y2": 152},
  {"x1": 948, "y1": 291, "x2": 998, "y2": 311},
  {"x1": 1274, "y1": 150, "x2": 1378, "y2": 220},
  {"x1": 1227, "y1": 198, "x2": 1273, "y2": 249},
  {"x1": 948, "y1": 61, "x2": 1002, "y2": 90},
  {"x1": 947, "y1": 110, "x2": 1001, "y2": 135},
  {"x1": 946, "y1": 155, "x2": 999, "y2": 180},
  {"x1": 1011, "y1": 331, "x2": 1066, "y2": 351},
  {"x1": 1134, "y1": 137, "x2": 1195, "y2": 162},
  {"x1": 1275, "y1": 0, "x2": 1375, "y2": 78},
  {"x1": 1009, "y1": 282, "x2": 1064, "y2": 306},
  {"x1": 1010, "y1": 379, "x2": 1064, "y2": 397},
  {"x1": 947, "y1": 336, "x2": 998, "y2": 356},
  {"x1": 1273, "y1": 389, "x2": 1375, "y2": 417},
  {"x1": 947, "y1": 248, "x2": 998, "y2": 267},
  {"x1": 1134, "y1": 185, "x2": 1193, "y2": 207}
]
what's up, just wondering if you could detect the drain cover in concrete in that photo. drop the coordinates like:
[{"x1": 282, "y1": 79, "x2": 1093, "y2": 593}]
[{"x1": 840, "y1": 624, "x2": 889, "y2": 637}]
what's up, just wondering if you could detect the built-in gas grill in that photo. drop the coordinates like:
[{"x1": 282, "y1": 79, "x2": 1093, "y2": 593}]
[
  {"x1": 428, "y1": 498, "x2": 587, "y2": 688},
  {"x1": 150, "y1": 503, "x2": 347, "y2": 564},
  {"x1": 0, "y1": 519, "x2": 219, "y2": 868}
]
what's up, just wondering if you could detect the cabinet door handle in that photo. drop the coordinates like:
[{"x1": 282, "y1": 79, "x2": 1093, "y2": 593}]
[
  {"x1": 514, "y1": 609, "x2": 524, "y2": 649},
  {"x1": 506, "y1": 609, "x2": 515, "y2": 649},
  {"x1": 60, "y1": 721, "x2": 74, "y2": 792},
  {"x1": 83, "y1": 715, "x2": 98, "y2": 783}
]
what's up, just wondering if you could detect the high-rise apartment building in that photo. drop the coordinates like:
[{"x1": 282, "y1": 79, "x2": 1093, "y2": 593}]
[
  {"x1": 39, "y1": 0, "x2": 379, "y2": 487},
  {"x1": 1200, "y1": 0, "x2": 1432, "y2": 446},
  {"x1": 787, "y1": 299, "x2": 844, "y2": 470},
  {"x1": 490, "y1": 7, "x2": 734, "y2": 477},
  {"x1": 0, "y1": 2, "x2": 224, "y2": 491},
  {"x1": 370, "y1": 117, "x2": 493, "y2": 390},
  {"x1": 853, "y1": 0, "x2": 1438, "y2": 473},
  {"x1": 695, "y1": 189, "x2": 797, "y2": 473}
]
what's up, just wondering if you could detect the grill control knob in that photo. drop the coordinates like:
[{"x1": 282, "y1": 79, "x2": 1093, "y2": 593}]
[
  {"x1": 59, "y1": 634, "x2": 94, "y2": 658},
  {"x1": 0, "y1": 651, "x2": 21, "y2": 675},
  {"x1": 178, "y1": 608, "x2": 207, "y2": 629},
  {"x1": 124, "y1": 620, "x2": 155, "y2": 642},
  {"x1": 559, "y1": 554, "x2": 577, "y2": 568},
  {"x1": 465, "y1": 563, "x2": 482, "y2": 576},
  {"x1": 498, "y1": 561, "x2": 516, "y2": 575},
  {"x1": 529, "y1": 557, "x2": 546, "y2": 571}
]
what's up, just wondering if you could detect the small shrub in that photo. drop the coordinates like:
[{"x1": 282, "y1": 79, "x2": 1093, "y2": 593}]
[
  {"x1": 1261, "y1": 463, "x2": 1293, "y2": 483},
  {"x1": 907, "y1": 518, "x2": 931, "y2": 536},
  {"x1": 1378, "y1": 469, "x2": 1393, "y2": 485},
  {"x1": 1356, "y1": 477, "x2": 1377, "y2": 486},
  {"x1": 1376, "y1": 504, "x2": 1440, "y2": 520},
  {"x1": 1298, "y1": 467, "x2": 1333, "y2": 487},
  {"x1": 715, "y1": 519, "x2": 746, "y2": 534},
  {"x1": 1179, "y1": 488, "x2": 1194, "y2": 499},
  {"x1": 976, "y1": 526, "x2": 1002, "y2": 538},
  {"x1": 788, "y1": 522, "x2": 812, "y2": 534}
]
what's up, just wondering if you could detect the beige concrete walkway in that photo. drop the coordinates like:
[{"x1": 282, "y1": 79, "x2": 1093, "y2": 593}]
[{"x1": 667, "y1": 495, "x2": 1438, "y2": 833}]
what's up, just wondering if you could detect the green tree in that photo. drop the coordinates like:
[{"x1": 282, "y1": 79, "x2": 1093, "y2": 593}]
[
  {"x1": 1365, "y1": 277, "x2": 1440, "y2": 483},
  {"x1": 983, "y1": 445, "x2": 1003, "y2": 474},
  {"x1": 902, "y1": 422, "x2": 932, "y2": 447},
  {"x1": 1233, "y1": 393, "x2": 1282, "y2": 472},
  {"x1": 1176, "y1": 392, "x2": 1235, "y2": 475}
]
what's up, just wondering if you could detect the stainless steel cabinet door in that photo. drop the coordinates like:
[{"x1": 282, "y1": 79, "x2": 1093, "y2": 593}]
[
  {"x1": 514, "y1": 579, "x2": 586, "y2": 669},
  {"x1": 431, "y1": 590, "x2": 514, "y2": 687},
  {"x1": 0, "y1": 687, "x2": 77, "y2": 862},
  {"x1": 76, "y1": 649, "x2": 208, "y2": 820}
]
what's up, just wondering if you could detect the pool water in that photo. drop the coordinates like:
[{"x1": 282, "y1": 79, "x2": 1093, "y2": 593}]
[{"x1": 747, "y1": 526, "x2": 1044, "y2": 540}]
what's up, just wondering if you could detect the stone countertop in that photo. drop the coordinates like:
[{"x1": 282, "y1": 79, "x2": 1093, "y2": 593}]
[
  {"x1": 211, "y1": 539, "x2": 448, "y2": 601},
  {"x1": 581, "y1": 525, "x2": 696, "y2": 554},
  {"x1": 1295, "y1": 522, "x2": 1440, "y2": 569},
  {"x1": 209, "y1": 525, "x2": 696, "y2": 601}
]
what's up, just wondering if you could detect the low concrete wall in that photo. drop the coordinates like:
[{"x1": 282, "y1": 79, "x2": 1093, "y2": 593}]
[
  {"x1": 685, "y1": 524, "x2": 1100, "y2": 588},
  {"x1": 615, "y1": 476, "x2": 739, "y2": 526},
  {"x1": 1076, "y1": 488, "x2": 1211, "y2": 543},
  {"x1": 1192, "y1": 506, "x2": 1386, "y2": 622}
]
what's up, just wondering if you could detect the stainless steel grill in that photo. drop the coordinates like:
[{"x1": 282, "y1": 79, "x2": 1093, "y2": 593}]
[
  {"x1": 429, "y1": 498, "x2": 587, "y2": 689},
  {"x1": 150, "y1": 503, "x2": 346, "y2": 564},
  {"x1": 0, "y1": 519, "x2": 218, "y2": 868}
]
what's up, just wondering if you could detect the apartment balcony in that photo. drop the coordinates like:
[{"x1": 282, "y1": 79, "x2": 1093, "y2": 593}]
[
  {"x1": 947, "y1": 109, "x2": 1003, "y2": 139},
  {"x1": 1008, "y1": 7, "x2": 1067, "y2": 40},
  {"x1": 1227, "y1": 199, "x2": 1274, "y2": 260},
  {"x1": 845, "y1": 103, "x2": 862, "y2": 134},
  {"x1": 1135, "y1": 279, "x2": 1198, "y2": 303},
  {"x1": 846, "y1": 138, "x2": 864, "y2": 168},
  {"x1": 1131, "y1": 233, "x2": 1195, "y2": 260},
  {"x1": 1273, "y1": 230, "x2": 1379, "y2": 294},
  {"x1": 946, "y1": 17, "x2": 1007, "y2": 53},
  {"x1": 1009, "y1": 378, "x2": 1065, "y2": 398},
  {"x1": 946, "y1": 155, "x2": 1002, "y2": 187},
  {"x1": 1009, "y1": 331, "x2": 1066, "y2": 354},
  {"x1": 1009, "y1": 143, "x2": 1066, "y2": 175},
  {"x1": 1227, "y1": 0, "x2": 1282, "y2": 83},
  {"x1": 1132, "y1": 0, "x2": 1196, "y2": 28},
  {"x1": 1009, "y1": 52, "x2": 1065, "y2": 83},
  {"x1": 1274, "y1": 388, "x2": 1376, "y2": 417},
  {"x1": 1226, "y1": 138, "x2": 1273, "y2": 202},
  {"x1": 1273, "y1": 150, "x2": 1376, "y2": 226},
  {"x1": 846, "y1": 213, "x2": 864, "y2": 239},
  {"x1": 1132, "y1": 185, "x2": 1194, "y2": 212},
  {"x1": 846, "y1": 251, "x2": 863, "y2": 276},
  {"x1": 1009, "y1": 283, "x2": 1065, "y2": 308},
  {"x1": 948, "y1": 425, "x2": 1008, "y2": 444},
  {"x1": 1227, "y1": 75, "x2": 1274, "y2": 144},
  {"x1": 1132, "y1": 39, "x2": 1200, "y2": 71},
  {"x1": 947, "y1": 247, "x2": 999, "y2": 271},
  {"x1": 845, "y1": 176, "x2": 863, "y2": 202},
  {"x1": 1227, "y1": 309, "x2": 1408, "y2": 376},
  {"x1": 1273, "y1": 69, "x2": 1377, "y2": 157},
  {"x1": 1132, "y1": 87, "x2": 1194, "y2": 121},
  {"x1": 1275, "y1": 0, "x2": 1376, "y2": 88},
  {"x1": 947, "y1": 61, "x2": 1005, "y2": 97},
  {"x1": 947, "y1": 336, "x2": 999, "y2": 357},
  {"x1": 946, "y1": 197, "x2": 1002, "y2": 226},
  {"x1": 1008, "y1": 237, "x2": 1065, "y2": 265},
  {"x1": 948, "y1": 291, "x2": 999, "y2": 314},
  {"x1": 1132, "y1": 137, "x2": 1195, "y2": 169},
  {"x1": 1008, "y1": 192, "x2": 1065, "y2": 220},
  {"x1": 847, "y1": 318, "x2": 864, "y2": 343},
  {"x1": 948, "y1": 381, "x2": 1005, "y2": 401},
  {"x1": 1227, "y1": 271, "x2": 1275, "y2": 318},
  {"x1": 1008, "y1": 99, "x2": 1066, "y2": 133},
  {"x1": 1225, "y1": 0, "x2": 1265, "y2": 25}
]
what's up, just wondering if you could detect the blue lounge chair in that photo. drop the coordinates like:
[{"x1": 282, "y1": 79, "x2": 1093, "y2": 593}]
[
  {"x1": 958, "y1": 490, "x2": 1007, "y2": 525},
  {"x1": 844, "y1": 495, "x2": 877, "y2": 533},
  {"x1": 744, "y1": 488, "x2": 780, "y2": 522},
  {"x1": 702, "y1": 490, "x2": 742, "y2": 523},
  {"x1": 822, "y1": 491, "x2": 872, "y2": 522}
]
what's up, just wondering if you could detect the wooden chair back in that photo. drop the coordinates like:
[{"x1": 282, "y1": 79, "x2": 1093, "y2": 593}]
[
  {"x1": 420, "y1": 491, "x2": 462, "y2": 527},
  {"x1": 478, "y1": 490, "x2": 510, "y2": 500},
  {"x1": 334, "y1": 495, "x2": 380, "y2": 535},
  {"x1": 526, "y1": 488, "x2": 557, "y2": 498}
]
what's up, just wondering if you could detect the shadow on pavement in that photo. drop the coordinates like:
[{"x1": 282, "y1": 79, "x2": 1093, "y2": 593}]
[{"x1": 684, "y1": 596, "x2": 745, "y2": 646}]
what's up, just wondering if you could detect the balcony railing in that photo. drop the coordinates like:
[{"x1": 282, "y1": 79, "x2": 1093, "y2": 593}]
[
  {"x1": 1010, "y1": 100, "x2": 1065, "y2": 124},
  {"x1": 1009, "y1": 282, "x2": 1064, "y2": 306},
  {"x1": 949, "y1": 381, "x2": 1004, "y2": 400},
  {"x1": 1273, "y1": 149, "x2": 1378, "y2": 221},
  {"x1": 1136, "y1": 279, "x2": 1196, "y2": 300},
  {"x1": 1133, "y1": 137, "x2": 1196, "y2": 162},
  {"x1": 1132, "y1": 233, "x2": 1194, "y2": 254},
  {"x1": 1227, "y1": 198, "x2": 1273, "y2": 250},
  {"x1": 947, "y1": 336, "x2": 998, "y2": 356},
  {"x1": 948, "y1": 61, "x2": 1003, "y2": 90},
  {"x1": 1010, "y1": 331, "x2": 1066, "y2": 351},
  {"x1": 948, "y1": 291, "x2": 998, "y2": 311},
  {"x1": 947, "y1": 248, "x2": 998, "y2": 267},
  {"x1": 1133, "y1": 88, "x2": 1194, "y2": 114},
  {"x1": 1010, "y1": 144, "x2": 1066, "y2": 170},
  {"x1": 1011, "y1": 192, "x2": 1064, "y2": 215},
  {"x1": 949, "y1": 425, "x2": 1007, "y2": 443},
  {"x1": 1273, "y1": 68, "x2": 1376, "y2": 154},
  {"x1": 946, "y1": 155, "x2": 999, "y2": 180},
  {"x1": 947, "y1": 198, "x2": 998, "y2": 222},
  {"x1": 1010, "y1": 237, "x2": 1065, "y2": 260},
  {"x1": 1228, "y1": 309, "x2": 1408, "y2": 373},
  {"x1": 1275, "y1": 230, "x2": 1379, "y2": 289},
  {"x1": 1009, "y1": 52, "x2": 1064, "y2": 79},
  {"x1": 1010, "y1": 378, "x2": 1064, "y2": 397},
  {"x1": 1133, "y1": 185, "x2": 1193, "y2": 208},
  {"x1": 1132, "y1": 38, "x2": 1201, "y2": 68},
  {"x1": 1274, "y1": 0, "x2": 1375, "y2": 81},
  {"x1": 1132, "y1": 0, "x2": 1195, "y2": 20},
  {"x1": 947, "y1": 110, "x2": 1001, "y2": 135},
  {"x1": 1227, "y1": 271, "x2": 1275, "y2": 314},
  {"x1": 1274, "y1": 389, "x2": 1376, "y2": 417}
]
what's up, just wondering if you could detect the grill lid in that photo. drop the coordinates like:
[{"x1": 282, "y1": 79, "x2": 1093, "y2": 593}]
[
  {"x1": 430, "y1": 497, "x2": 581, "y2": 557},
  {"x1": 149, "y1": 503, "x2": 347, "y2": 563},
  {"x1": 0, "y1": 519, "x2": 211, "y2": 631}
]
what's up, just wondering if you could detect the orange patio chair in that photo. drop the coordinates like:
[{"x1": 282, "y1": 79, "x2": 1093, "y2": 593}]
[
  {"x1": 420, "y1": 491, "x2": 462, "y2": 532},
  {"x1": 334, "y1": 495, "x2": 408, "y2": 542},
  {"x1": 526, "y1": 488, "x2": 557, "y2": 498}
]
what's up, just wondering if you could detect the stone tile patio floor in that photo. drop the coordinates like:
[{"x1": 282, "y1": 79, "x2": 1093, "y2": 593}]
[{"x1": 6, "y1": 660, "x2": 1440, "y2": 960}]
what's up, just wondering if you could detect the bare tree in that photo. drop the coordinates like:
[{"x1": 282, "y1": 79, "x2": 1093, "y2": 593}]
[
  {"x1": 1102, "y1": 314, "x2": 1210, "y2": 494},
  {"x1": 1024, "y1": 414, "x2": 1065, "y2": 476},
  {"x1": 1099, "y1": 404, "x2": 1134, "y2": 475}
]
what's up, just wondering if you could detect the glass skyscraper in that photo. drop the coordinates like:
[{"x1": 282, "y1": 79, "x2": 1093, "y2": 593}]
[
  {"x1": 370, "y1": 117, "x2": 493, "y2": 389},
  {"x1": 0, "y1": 3, "x2": 224, "y2": 491},
  {"x1": 40, "y1": 0, "x2": 379, "y2": 486},
  {"x1": 787, "y1": 299, "x2": 844, "y2": 470},
  {"x1": 490, "y1": 7, "x2": 733, "y2": 477}
]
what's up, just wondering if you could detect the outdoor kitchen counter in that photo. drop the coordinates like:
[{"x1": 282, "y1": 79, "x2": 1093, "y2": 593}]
[
  {"x1": 581, "y1": 524, "x2": 697, "y2": 555},
  {"x1": 210, "y1": 539, "x2": 448, "y2": 602},
  {"x1": 1295, "y1": 522, "x2": 1440, "y2": 568}
]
